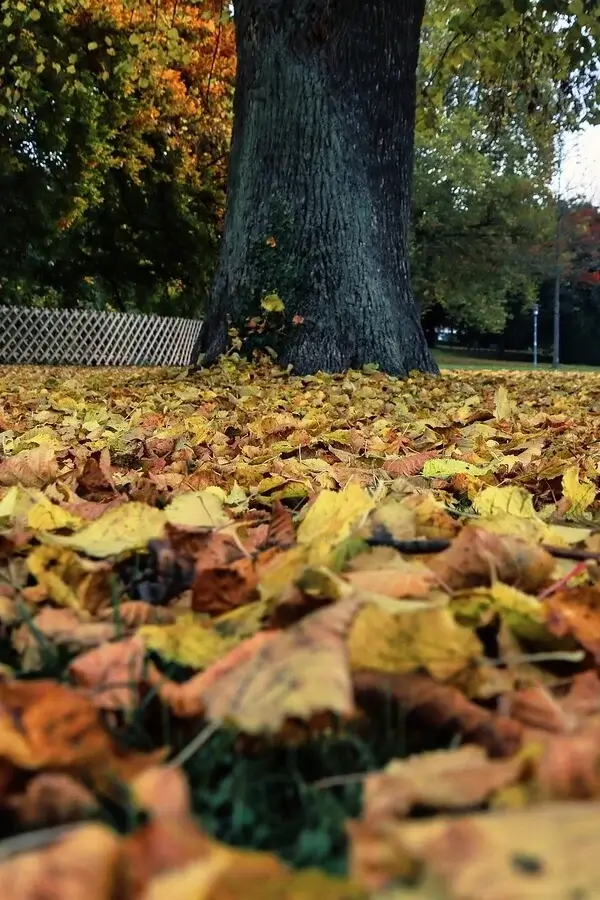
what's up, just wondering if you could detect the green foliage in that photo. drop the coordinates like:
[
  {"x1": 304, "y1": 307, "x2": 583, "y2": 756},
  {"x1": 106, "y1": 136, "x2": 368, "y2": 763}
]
[
  {"x1": 0, "y1": 0, "x2": 233, "y2": 313},
  {"x1": 411, "y1": 0, "x2": 594, "y2": 333}
]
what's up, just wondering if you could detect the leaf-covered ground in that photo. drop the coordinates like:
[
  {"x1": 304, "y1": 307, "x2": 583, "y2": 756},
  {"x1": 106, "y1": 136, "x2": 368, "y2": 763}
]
[{"x1": 2, "y1": 360, "x2": 600, "y2": 898}]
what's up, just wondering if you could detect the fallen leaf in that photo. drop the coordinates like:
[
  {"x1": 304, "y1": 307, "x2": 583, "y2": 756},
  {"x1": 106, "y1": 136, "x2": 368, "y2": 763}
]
[
  {"x1": 545, "y1": 585, "x2": 600, "y2": 660},
  {"x1": 0, "y1": 446, "x2": 58, "y2": 489},
  {"x1": 349, "y1": 801, "x2": 600, "y2": 896},
  {"x1": 0, "y1": 822, "x2": 120, "y2": 899},
  {"x1": 165, "y1": 490, "x2": 230, "y2": 529},
  {"x1": 353, "y1": 670, "x2": 523, "y2": 757},
  {"x1": 349, "y1": 605, "x2": 482, "y2": 681},
  {"x1": 150, "y1": 597, "x2": 364, "y2": 732},
  {"x1": 8, "y1": 772, "x2": 99, "y2": 826},
  {"x1": 427, "y1": 525, "x2": 555, "y2": 592},
  {"x1": 45, "y1": 502, "x2": 166, "y2": 557},
  {"x1": 362, "y1": 746, "x2": 525, "y2": 822},
  {"x1": 69, "y1": 635, "x2": 146, "y2": 711}
]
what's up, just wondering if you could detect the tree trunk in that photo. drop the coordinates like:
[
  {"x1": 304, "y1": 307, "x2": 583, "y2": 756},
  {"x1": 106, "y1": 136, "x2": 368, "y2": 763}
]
[{"x1": 192, "y1": 0, "x2": 438, "y2": 376}]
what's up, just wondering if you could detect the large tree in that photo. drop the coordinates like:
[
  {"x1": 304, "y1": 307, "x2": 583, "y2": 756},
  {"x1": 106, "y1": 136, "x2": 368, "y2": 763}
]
[{"x1": 192, "y1": 0, "x2": 599, "y2": 376}]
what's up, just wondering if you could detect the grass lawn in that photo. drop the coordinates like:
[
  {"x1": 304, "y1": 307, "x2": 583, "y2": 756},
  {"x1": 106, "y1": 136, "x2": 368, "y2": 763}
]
[{"x1": 433, "y1": 346, "x2": 600, "y2": 372}]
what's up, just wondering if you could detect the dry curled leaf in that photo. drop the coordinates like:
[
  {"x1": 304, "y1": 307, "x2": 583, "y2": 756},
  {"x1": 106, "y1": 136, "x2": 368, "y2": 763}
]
[
  {"x1": 0, "y1": 822, "x2": 120, "y2": 900},
  {"x1": 362, "y1": 745, "x2": 525, "y2": 821},
  {"x1": 354, "y1": 670, "x2": 523, "y2": 758},
  {"x1": 8, "y1": 773, "x2": 99, "y2": 827},
  {"x1": 68, "y1": 635, "x2": 146, "y2": 711},
  {"x1": 349, "y1": 801, "x2": 600, "y2": 896},
  {"x1": 427, "y1": 525, "x2": 555, "y2": 592},
  {"x1": 0, "y1": 446, "x2": 58, "y2": 489}
]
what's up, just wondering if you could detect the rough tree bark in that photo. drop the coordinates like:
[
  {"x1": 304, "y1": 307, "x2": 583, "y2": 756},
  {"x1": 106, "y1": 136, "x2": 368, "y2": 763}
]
[{"x1": 192, "y1": 0, "x2": 438, "y2": 376}]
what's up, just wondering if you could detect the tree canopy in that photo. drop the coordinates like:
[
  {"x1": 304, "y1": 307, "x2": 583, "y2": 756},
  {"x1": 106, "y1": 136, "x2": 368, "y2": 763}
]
[{"x1": 0, "y1": 0, "x2": 235, "y2": 312}]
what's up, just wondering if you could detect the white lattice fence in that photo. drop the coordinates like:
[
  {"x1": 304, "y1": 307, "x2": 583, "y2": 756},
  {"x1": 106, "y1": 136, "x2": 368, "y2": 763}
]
[{"x1": 0, "y1": 307, "x2": 203, "y2": 366}]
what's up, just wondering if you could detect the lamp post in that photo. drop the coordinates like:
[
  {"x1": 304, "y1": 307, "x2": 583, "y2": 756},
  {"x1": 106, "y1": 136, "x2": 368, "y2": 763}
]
[{"x1": 532, "y1": 304, "x2": 539, "y2": 368}]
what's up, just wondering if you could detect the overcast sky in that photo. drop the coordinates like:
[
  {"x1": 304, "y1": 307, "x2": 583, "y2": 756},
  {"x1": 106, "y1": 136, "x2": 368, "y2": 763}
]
[{"x1": 561, "y1": 123, "x2": 600, "y2": 204}]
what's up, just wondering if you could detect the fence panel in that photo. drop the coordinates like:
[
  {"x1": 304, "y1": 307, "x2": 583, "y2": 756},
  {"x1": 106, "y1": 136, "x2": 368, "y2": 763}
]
[{"x1": 0, "y1": 306, "x2": 203, "y2": 366}]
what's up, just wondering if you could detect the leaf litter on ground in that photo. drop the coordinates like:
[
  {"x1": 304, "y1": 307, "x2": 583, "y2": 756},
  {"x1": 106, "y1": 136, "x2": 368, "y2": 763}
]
[{"x1": 2, "y1": 361, "x2": 600, "y2": 896}]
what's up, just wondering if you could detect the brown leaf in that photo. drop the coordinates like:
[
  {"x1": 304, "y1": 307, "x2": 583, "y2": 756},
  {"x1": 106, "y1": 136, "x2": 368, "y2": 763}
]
[
  {"x1": 264, "y1": 500, "x2": 295, "y2": 548},
  {"x1": 122, "y1": 813, "x2": 291, "y2": 900},
  {"x1": 0, "y1": 679, "x2": 163, "y2": 787},
  {"x1": 344, "y1": 567, "x2": 437, "y2": 598},
  {"x1": 192, "y1": 556, "x2": 259, "y2": 615},
  {"x1": 362, "y1": 746, "x2": 525, "y2": 821},
  {"x1": 77, "y1": 448, "x2": 117, "y2": 499},
  {"x1": 69, "y1": 636, "x2": 146, "y2": 711},
  {"x1": 533, "y1": 727, "x2": 600, "y2": 800},
  {"x1": 381, "y1": 451, "x2": 438, "y2": 478},
  {"x1": 0, "y1": 822, "x2": 120, "y2": 900},
  {"x1": 546, "y1": 585, "x2": 600, "y2": 660},
  {"x1": 427, "y1": 525, "x2": 555, "y2": 592},
  {"x1": 131, "y1": 766, "x2": 191, "y2": 819},
  {"x1": 354, "y1": 670, "x2": 523, "y2": 758},
  {"x1": 0, "y1": 446, "x2": 58, "y2": 488},
  {"x1": 12, "y1": 608, "x2": 118, "y2": 670},
  {"x1": 97, "y1": 600, "x2": 176, "y2": 627},
  {"x1": 350, "y1": 801, "x2": 600, "y2": 896},
  {"x1": 8, "y1": 773, "x2": 99, "y2": 826},
  {"x1": 62, "y1": 496, "x2": 126, "y2": 522}
]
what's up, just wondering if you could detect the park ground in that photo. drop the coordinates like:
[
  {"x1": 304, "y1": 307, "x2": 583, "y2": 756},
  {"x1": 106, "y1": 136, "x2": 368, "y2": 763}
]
[{"x1": 0, "y1": 358, "x2": 599, "y2": 896}]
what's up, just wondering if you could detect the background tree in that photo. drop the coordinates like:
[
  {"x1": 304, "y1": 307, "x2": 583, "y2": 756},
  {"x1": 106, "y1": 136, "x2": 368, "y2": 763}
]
[
  {"x1": 192, "y1": 0, "x2": 600, "y2": 375},
  {"x1": 467, "y1": 201, "x2": 600, "y2": 363},
  {"x1": 0, "y1": 0, "x2": 234, "y2": 313},
  {"x1": 412, "y1": 0, "x2": 559, "y2": 340}
]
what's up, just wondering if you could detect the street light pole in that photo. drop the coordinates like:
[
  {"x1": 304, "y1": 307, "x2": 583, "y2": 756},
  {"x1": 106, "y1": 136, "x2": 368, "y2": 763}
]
[
  {"x1": 533, "y1": 304, "x2": 539, "y2": 367},
  {"x1": 552, "y1": 134, "x2": 564, "y2": 369}
]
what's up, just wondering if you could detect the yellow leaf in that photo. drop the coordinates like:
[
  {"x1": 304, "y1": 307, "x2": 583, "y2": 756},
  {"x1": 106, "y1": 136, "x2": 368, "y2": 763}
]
[
  {"x1": 260, "y1": 294, "x2": 285, "y2": 312},
  {"x1": 44, "y1": 503, "x2": 165, "y2": 557},
  {"x1": 494, "y1": 384, "x2": 514, "y2": 420},
  {"x1": 26, "y1": 546, "x2": 110, "y2": 612},
  {"x1": 451, "y1": 582, "x2": 551, "y2": 643},
  {"x1": 261, "y1": 293, "x2": 285, "y2": 312},
  {"x1": 562, "y1": 466, "x2": 596, "y2": 517},
  {"x1": 298, "y1": 483, "x2": 375, "y2": 567},
  {"x1": 139, "y1": 614, "x2": 244, "y2": 669},
  {"x1": 348, "y1": 604, "x2": 482, "y2": 681},
  {"x1": 473, "y1": 484, "x2": 538, "y2": 520},
  {"x1": 165, "y1": 490, "x2": 229, "y2": 529},
  {"x1": 194, "y1": 596, "x2": 364, "y2": 732},
  {"x1": 28, "y1": 497, "x2": 83, "y2": 532},
  {"x1": 422, "y1": 458, "x2": 493, "y2": 478}
]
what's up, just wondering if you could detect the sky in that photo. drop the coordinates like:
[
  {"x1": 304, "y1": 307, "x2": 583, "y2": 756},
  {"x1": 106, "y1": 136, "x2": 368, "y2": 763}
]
[{"x1": 561, "y1": 123, "x2": 600, "y2": 204}]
